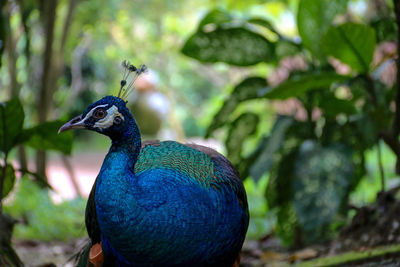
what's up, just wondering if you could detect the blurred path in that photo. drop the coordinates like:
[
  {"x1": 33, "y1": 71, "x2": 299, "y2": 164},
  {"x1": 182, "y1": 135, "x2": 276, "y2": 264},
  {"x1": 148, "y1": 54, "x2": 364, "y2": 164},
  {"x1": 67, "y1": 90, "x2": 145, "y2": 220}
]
[{"x1": 47, "y1": 152, "x2": 105, "y2": 201}]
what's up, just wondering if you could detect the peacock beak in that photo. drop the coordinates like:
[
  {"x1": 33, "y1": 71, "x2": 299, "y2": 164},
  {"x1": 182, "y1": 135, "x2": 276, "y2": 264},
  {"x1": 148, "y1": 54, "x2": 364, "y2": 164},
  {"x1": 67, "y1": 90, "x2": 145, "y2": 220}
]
[{"x1": 58, "y1": 114, "x2": 86, "y2": 133}]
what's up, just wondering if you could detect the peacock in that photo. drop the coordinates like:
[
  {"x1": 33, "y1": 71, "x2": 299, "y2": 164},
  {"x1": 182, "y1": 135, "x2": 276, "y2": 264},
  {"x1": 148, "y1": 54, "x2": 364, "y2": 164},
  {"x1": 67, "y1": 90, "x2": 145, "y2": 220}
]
[{"x1": 59, "y1": 61, "x2": 249, "y2": 267}]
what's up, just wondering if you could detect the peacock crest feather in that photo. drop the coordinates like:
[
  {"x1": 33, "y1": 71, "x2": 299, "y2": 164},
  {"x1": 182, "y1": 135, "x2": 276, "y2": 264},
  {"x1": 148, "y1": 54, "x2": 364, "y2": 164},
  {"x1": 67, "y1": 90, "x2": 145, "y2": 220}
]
[{"x1": 118, "y1": 60, "x2": 147, "y2": 100}]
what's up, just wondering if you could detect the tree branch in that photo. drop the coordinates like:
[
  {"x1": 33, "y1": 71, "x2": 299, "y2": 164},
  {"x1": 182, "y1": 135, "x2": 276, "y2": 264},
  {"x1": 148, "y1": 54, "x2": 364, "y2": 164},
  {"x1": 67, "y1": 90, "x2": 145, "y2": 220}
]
[
  {"x1": 49, "y1": 0, "x2": 78, "y2": 99},
  {"x1": 16, "y1": 0, "x2": 31, "y2": 63},
  {"x1": 60, "y1": 0, "x2": 77, "y2": 53},
  {"x1": 365, "y1": 74, "x2": 378, "y2": 107},
  {"x1": 377, "y1": 140, "x2": 385, "y2": 191}
]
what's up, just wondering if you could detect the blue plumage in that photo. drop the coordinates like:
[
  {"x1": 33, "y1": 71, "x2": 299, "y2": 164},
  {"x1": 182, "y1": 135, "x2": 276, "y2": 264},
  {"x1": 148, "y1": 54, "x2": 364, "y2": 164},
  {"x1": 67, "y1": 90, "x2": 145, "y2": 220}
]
[{"x1": 60, "y1": 95, "x2": 249, "y2": 267}]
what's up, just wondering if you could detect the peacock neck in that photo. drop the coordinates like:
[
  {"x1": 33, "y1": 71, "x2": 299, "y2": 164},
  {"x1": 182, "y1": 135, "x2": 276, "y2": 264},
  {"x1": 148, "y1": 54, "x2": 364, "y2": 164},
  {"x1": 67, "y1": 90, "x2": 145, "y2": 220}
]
[
  {"x1": 108, "y1": 118, "x2": 142, "y2": 166},
  {"x1": 96, "y1": 119, "x2": 142, "y2": 190},
  {"x1": 96, "y1": 120, "x2": 142, "y2": 215},
  {"x1": 95, "y1": 116, "x2": 149, "y2": 263}
]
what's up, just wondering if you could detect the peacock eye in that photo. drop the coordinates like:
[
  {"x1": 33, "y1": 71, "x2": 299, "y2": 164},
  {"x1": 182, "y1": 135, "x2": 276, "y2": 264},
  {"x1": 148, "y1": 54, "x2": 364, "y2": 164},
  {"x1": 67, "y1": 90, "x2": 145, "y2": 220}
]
[
  {"x1": 94, "y1": 108, "x2": 106, "y2": 119},
  {"x1": 114, "y1": 116, "x2": 122, "y2": 125}
]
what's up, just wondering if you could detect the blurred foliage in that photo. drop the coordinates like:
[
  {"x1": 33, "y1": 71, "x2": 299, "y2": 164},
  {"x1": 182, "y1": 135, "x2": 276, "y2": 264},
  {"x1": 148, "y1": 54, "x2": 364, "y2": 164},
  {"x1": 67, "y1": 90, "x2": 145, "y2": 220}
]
[
  {"x1": 244, "y1": 175, "x2": 275, "y2": 239},
  {"x1": 0, "y1": 97, "x2": 73, "y2": 265},
  {"x1": 4, "y1": 178, "x2": 85, "y2": 241},
  {"x1": 0, "y1": 98, "x2": 73, "y2": 198},
  {"x1": 297, "y1": 0, "x2": 348, "y2": 59},
  {"x1": 292, "y1": 141, "x2": 353, "y2": 241},
  {"x1": 2, "y1": 165, "x2": 15, "y2": 199},
  {"x1": 182, "y1": 0, "x2": 399, "y2": 246}
]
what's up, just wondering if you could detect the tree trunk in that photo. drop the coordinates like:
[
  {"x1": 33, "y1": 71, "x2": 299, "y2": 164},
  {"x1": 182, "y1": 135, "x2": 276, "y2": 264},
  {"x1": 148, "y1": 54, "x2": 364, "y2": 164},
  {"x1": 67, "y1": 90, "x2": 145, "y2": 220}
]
[
  {"x1": 0, "y1": 214, "x2": 22, "y2": 267},
  {"x1": 36, "y1": 0, "x2": 78, "y2": 177},
  {"x1": 36, "y1": 0, "x2": 57, "y2": 177},
  {"x1": 5, "y1": 8, "x2": 27, "y2": 171}
]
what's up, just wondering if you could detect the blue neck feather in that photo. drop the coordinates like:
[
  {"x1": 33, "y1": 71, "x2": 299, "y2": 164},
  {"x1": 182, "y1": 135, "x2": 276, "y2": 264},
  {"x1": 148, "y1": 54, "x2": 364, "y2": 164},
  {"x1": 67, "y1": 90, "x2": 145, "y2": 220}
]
[
  {"x1": 109, "y1": 114, "x2": 141, "y2": 164},
  {"x1": 95, "y1": 111, "x2": 157, "y2": 265}
]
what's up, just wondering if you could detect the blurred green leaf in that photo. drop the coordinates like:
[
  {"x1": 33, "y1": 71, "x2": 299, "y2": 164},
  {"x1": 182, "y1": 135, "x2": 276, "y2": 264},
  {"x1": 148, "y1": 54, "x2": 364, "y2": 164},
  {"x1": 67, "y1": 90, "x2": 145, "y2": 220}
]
[
  {"x1": 22, "y1": 120, "x2": 73, "y2": 155},
  {"x1": 276, "y1": 202, "x2": 298, "y2": 246},
  {"x1": 232, "y1": 77, "x2": 268, "y2": 101},
  {"x1": 247, "y1": 17, "x2": 279, "y2": 35},
  {"x1": 1, "y1": 164, "x2": 16, "y2": 198},
  {"x1": 318, "y1": 95, "x2": 357, "y2": 117},
  {"x1": 206, "y1": 77, "x2": 267, "y2": 137},
  {"x1": 0, "y1": 98, "x2": 25, "y2": 153},
  {"x1": 322, "y1": 23, "x2": 376, "y2": 73},
  {"x1": 249, "y1": 19, "x2": 303, "y2": 60},
  {"x1": 226, "y1": 113, "x2": 259, "y2": 165},
  {"x1": 297, "y1": 0, "x2": 348, "y2": 58},
  {"x1": 182, "y1": 27, "x2": 275, "y2": 66},
  {"x1": 321, "y1": 114, "x2": 376, "y2": 152},
  {"x1": 266, "y1": 149, "x2": 298, "y2": 208},
  {"x1": 260, "y1": 72, "x2": 350, "y2": 99},
  {"x1": 18, "y1": 168, "x2": 52, "y2": 189},
  {"x1": 370, "y1": 17, "x2": 397, "y2": 43},
  {"x1": 4, "y1": 178, "x2": 85, "y2": 241},
  {"x1": 225, "y1": 0, "x2": 272, "y2": 10},
  {"x1": 250, "y1": 116, "x2": 293, "y2": 181},
  {"x1": 292, "y1": 141, "x2": 353, "y2": 241},
  {"x1": 198, "y1": 9, "x2": 232, "y2": 29},
  {"x1": 206, "y1": 98, "x2": 238, "y2": 138},
  {"x1": 275, "y1": 39, "x2": 302, "y2": 60}
]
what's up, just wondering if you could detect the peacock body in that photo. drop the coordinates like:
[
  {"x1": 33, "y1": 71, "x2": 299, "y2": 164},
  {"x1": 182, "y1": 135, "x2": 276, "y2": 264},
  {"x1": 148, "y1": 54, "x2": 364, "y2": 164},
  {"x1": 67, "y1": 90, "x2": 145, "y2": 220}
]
[{"x1": 59, "y1": 64, "x2": 249, "y2": 267}]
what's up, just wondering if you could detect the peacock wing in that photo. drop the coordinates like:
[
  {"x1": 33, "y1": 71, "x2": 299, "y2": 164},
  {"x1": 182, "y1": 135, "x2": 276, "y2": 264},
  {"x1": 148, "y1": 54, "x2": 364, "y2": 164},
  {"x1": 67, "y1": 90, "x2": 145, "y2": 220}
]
[
  {"x1": 136, "y1": 141, "x2": 248, "y2": 213},
  {"x1": 185, "y1": 143, "x2": 249, "y2": 212},
  {"x1": 85, "y1": 176, "x2": 101, "y2": 244},
  {"x1": 136, "y1": 140, "x2": 249, "y2": 240}
]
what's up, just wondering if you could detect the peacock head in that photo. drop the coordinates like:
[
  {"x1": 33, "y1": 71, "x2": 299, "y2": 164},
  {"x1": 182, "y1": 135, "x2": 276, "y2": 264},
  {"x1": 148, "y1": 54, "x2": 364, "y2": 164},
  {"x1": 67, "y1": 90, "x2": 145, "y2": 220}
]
[{"x1": 58, "y1": 61, "x2": 147, "y2": 141}]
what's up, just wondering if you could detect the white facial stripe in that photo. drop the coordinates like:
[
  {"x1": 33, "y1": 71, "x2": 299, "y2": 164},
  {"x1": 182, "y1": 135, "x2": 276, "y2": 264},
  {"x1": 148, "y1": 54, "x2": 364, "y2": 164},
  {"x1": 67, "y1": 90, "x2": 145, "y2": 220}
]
[
  {"x1": 81, "y1": 104, "x2": 109, "y2": 122},
  {"x1": 94, "y1": 105, "x2": 124, "y2": 129}
]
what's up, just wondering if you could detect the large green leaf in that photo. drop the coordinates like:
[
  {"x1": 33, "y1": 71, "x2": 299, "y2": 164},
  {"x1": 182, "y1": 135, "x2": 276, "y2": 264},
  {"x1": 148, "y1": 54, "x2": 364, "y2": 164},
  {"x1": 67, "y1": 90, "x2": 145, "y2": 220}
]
[
  {"x1": 370, "y1": 17, "x2": 397, "y2": 43},
  {"x1": 318, "y1": 95, "x2": 357, "y2": 117},
  {"x1": 266, "y1": 149, "x2": 298, "y2": 209},
  {"x1": 297, "y1": 0, "x2": 348, "y2": 58},
  {"x1": 182, "y1": 27, "x2": 275, "y2": 66},
  {"x1": 322, "y1": 23, "x2": 376, "y2": 73},
  {"x1": 232, "y1": 77, "x2": 268, "y2": 101},
  {"x1": 206, "y1": 98, "x2": 238, "y2": 138},
  {"x1": 0, "y1": 98, "x2": 25, "y2": 153},
  {"x1": 260, "y1": 72, "x2": 350, "y2": 99},
  {"x1": 249, "y1": 116, "x2": 293, "y2": 182},
  {"x1": 206, "y1": 77, "x2": 267, "y2": 137},
  {"x1": 292, "y1": 141, "x2": 353, "y2": 241},
  {"x1": 247, "y1": 17, "x2": 279, "y2": 35},
  {"x1": 197, "y1": 9, "x2": 232, "y2": 29},
  {"x1": 276, "y1": 202, "x2": 298, "y2": 246},
  {"x1": 275, "y1": 39, "x2": 302, "y2": 60},
  {"x1": 226, "y1": 113, "x2": 259, "y2": 166},
  {"x1": 1, "y1": 164, "x2": 16, "y2": 198},
  {"x1": 22, "y1": 120, "x2": 73, "y2": 155},
  {"x1": 248, "y1": 17, "x2": 302, "y2": 60}
]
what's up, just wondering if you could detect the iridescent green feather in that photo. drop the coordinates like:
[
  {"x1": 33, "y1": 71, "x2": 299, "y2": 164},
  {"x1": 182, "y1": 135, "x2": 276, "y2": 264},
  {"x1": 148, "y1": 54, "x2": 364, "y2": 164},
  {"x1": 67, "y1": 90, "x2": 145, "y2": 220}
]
[{"x1": 135, "y1": 141, "x2": 216, "y2": 186}]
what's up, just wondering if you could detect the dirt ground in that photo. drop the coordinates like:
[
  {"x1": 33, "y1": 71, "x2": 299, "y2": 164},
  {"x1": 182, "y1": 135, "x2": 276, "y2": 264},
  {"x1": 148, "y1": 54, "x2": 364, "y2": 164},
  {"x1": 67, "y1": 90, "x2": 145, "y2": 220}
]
[{"x1": 12, "y1": 237, "x2": 400, "y2": 267}]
